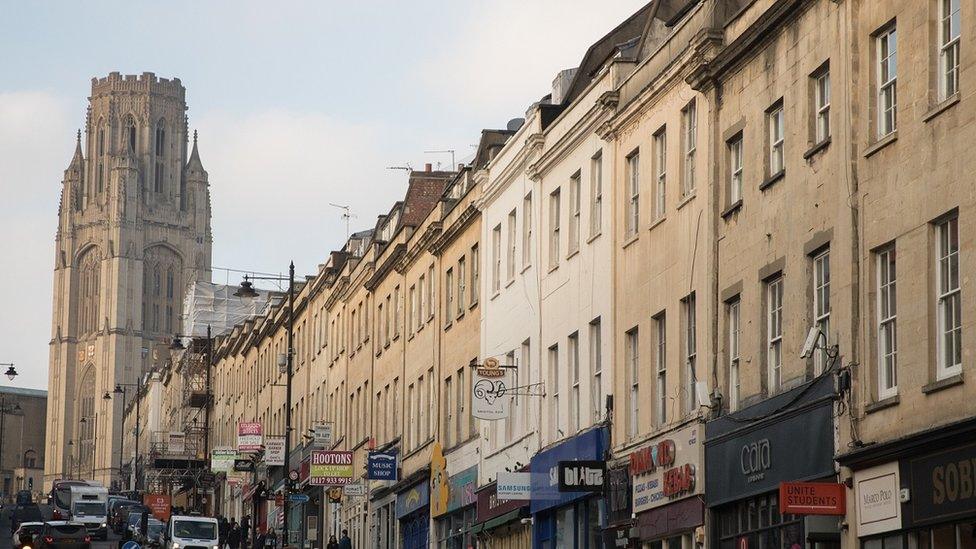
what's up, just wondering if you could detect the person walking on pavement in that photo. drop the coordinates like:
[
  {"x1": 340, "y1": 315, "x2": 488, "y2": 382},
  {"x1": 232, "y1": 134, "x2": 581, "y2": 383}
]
[
  {"x1": 338, "y1": 529, "x2": 351, "y2": 549},
  {"x1": 228, "y1": 520, "x2": 241, "y2": 549},
  {"x1": 326, "y1": 534, "x2": 339, "y2": 549},
  {"x1": 241, "y1": 516, "x2": 251, "y2": 549}
]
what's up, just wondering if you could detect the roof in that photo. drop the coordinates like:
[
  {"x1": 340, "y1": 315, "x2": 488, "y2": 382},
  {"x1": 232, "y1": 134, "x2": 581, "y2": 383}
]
[{"x1": 0, "y1": 386, "x2": 47, "y2": 398}]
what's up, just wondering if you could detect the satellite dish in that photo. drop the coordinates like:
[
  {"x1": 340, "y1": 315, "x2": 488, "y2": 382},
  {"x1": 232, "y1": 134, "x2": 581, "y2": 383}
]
[{"x1": 506, "y1": 118, "x2": 525, "y2": 132}]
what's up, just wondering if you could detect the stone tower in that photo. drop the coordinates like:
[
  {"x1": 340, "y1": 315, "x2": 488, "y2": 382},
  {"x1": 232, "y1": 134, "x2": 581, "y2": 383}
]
[{"x1": 44, "y1": 73, "x2": 212, "y2": 489}]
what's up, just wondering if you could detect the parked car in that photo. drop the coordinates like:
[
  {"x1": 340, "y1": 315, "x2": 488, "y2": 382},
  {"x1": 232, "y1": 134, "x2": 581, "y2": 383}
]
[
  {"x1": 110, "y1": 501, "x2": 146, "y2": 534},
  {"x1": 34, "y1": 522, "x2": 90, "y2": 549},
  {"x1": 11, "y1": 521, "x2": 44, "y2": 549},
  {"x1": 132, "y1": 518, "x2": 165, "y2": 548}
]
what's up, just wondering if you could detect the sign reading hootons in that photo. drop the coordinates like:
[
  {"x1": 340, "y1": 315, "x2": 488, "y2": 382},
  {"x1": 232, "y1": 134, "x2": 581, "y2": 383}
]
[{"x1": 309, "y1": 451, "x2": 354, "y2": 486}]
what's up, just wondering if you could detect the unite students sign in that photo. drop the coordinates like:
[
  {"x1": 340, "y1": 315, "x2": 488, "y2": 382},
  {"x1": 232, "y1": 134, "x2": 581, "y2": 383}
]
[
  {"x1": 309, "y1": 451, "x2": 354, "y2": 486},
  {"x1": 778, "y1": 481, "x2": 846, "y2": 515}
]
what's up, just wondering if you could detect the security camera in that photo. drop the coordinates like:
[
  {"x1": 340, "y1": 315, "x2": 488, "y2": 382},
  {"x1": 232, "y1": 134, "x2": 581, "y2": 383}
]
[{"x1": 800, "y1": 327, "x2": 820, "y2": 359}]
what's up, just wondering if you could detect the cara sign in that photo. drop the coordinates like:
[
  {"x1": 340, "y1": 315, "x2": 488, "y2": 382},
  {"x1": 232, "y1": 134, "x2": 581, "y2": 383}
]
[
  {"x1": 309, "y1": 451, "x2": 354, "y2": 486},
  {"x1": 237, "y1": 422, "x2": 263, "y2": 452}
]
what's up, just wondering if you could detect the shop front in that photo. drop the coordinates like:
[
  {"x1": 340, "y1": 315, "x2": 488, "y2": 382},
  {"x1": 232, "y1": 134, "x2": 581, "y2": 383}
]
[
  {"x1": 530, "y1": 426, "x2": 609, "y2": 549},
  {"x1": 840, "y1": 417, "x2": 976, "y2": 548},
  {"x1": 705, "y1": 376, "x2": 841, "y2": 549},
  {"x1": 396, "y1": 478, "x2": 430, "y2": 549},
  {"x1": 472, "y1": 477, "x2": 531, "y2": 548},
  {"x1": 631, "y1": 422, "x2": 705, "y2": 549},
  {"x1": 431, "y1": 444, "x2": 479, "y2": 549}
]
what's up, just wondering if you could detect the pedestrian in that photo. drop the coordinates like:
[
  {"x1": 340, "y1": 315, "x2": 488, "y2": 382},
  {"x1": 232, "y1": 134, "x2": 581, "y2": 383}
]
[
  {"x1": 241, "y1": 516, "x2": 251, "y2": 548},
  {"x1": 338, "y1": 529, "x2": 351, "y2": 549},
  {"x1": 255, "y1": 527, "x2": 267, "y2": 549},
  {"x1": 219, "y1": 516, "x2": 229, "y2": 549},
  {"x1": 326, "y1": 534, "x2": 339, "y2": 549},
  {"x1": 228, "y1": 521, "x2": 241, "y2": 549},
  {"x1": 264, "y1": 528, "x2": 278, "y2": 549}
]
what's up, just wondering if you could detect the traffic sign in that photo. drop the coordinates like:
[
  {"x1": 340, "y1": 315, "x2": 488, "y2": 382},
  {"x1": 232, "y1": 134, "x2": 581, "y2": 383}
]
[
  {"x1": 289, "y1": 469, "x2": 299, "y2": 482},
  {"x1": 288, "y1": 493, "x2": 310, "y2": 503}
]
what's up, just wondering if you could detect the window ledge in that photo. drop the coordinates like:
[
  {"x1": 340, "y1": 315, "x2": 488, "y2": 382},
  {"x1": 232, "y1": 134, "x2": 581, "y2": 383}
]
[
  {"x1": 587, "y1": 231, "x2": 602, "y2": 244},
  {"x1": 393, "y1": 333, "x2": 400, "y2": 342},
  {"x1": 864, "y1": 394, "x2": 900, "y2": 414},
  {"x1": 648, "y1": 216, "x2": 667, "y2": 232},
  {"x1": 384, "y1": 341, "x2": 391, "y2": 349},
  {"x1": 456, "y1": 311, "x2": 464, "y2": 321},
  {"x1": 407, "y1": 333, "x2": 415, "y2": 342},
  {"x1": 521, "y1": 263, "x2": 532, "y2": 275},
  {"x1": 505, "y1": 278, "x2": 515, "y2": 289},
  {"x1": 402, "y1": 438, "x2": 434, "y2": 461},
  {"x1": 443, "y1": 321, "x2": 453, "y2": 331},
  {"x1": 469, "y1": 300, "x2": 479, "y2": 310},
  {"x1": 490, "y1": 290, "x2": 501, "y2": 301},
  {"x1": 547, "y1": 264, "x2": 559, "y2": 274},
  {"x1": 566, "y1": 248, "x2": 580, "y2": 261},
  {"x1": 803, "y1": 137, "x2": 831, "y2": 160},
  {"x1": 676, "y1": 191, "x2": 697, "y2": 211},
  {"x1": 721, "y1": 200, "x2": 743, "y2": 220},
  {"x1": 923, "y1": 372, "x2": 964, "y2": 394},
  {"x1": 759, "y1": 170, "x2": 785, "y2": 191},
  {"x1": 923, "y1": 93, "x2": 960, "y2": 123},
  {"x1": 622, "y1": 233, "x2": 640, "y2": 249},
  {"x1": 864, "y1": 131, "x2": 898, "y2": 158}
]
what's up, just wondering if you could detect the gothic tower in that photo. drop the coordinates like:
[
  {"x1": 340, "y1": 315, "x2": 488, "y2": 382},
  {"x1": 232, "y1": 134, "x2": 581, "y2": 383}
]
[{"x1": 44, "y1": 73, "x2": 212, "y2": 489}]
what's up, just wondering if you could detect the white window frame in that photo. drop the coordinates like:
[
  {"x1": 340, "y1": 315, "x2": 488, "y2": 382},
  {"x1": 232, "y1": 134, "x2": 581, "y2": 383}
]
[
  {"x1": 767, "y1": 276, "x2": 784, "y2": 392},
  {"x1": 569, "y1": 332, "x2": 580, "y2": 434},
  {"x1": 549, "y1": 188, "x2": 561, "y2": 269},
  {"x1": 877, "y1": 247, "x2": 898, "y2": 399},
  {"x1": 815, "y1": 69, "x2": 831, "y2": 143},
  {"x1": 590, "y1": 151, "x2": 603, "y2": 237},
  {"x1": 470, "y1": 244, "x2": 479, "y2": 304},
  {"x1": 684, "y1": 294, "x2": 697, "y2": 414},
  {"x1": 445, "y1": 268, "x2": 454, "y2": 328},
  {"x1": 655, "y1": 315, "x2": 667, "y2": 425},
  {"x1": 936, "y1": 217, "x2": 962, "y2": 379},
  {"x1": 768, "y1": 104, "x2": 785, "y2": 175},
  {"x1": 522, "y1": 193, "x2": 533, "y2": 268},
  {"x1": 813, "y1": 250, "x2": 831, "y2": 374},
  {"x1": 729, "y1": 135, "x2": 743, "y2": 204},
  {"x1": 877, "y1": 26, "x2": 898, "y2": 138},
  {"x1": 456, "y1": 257, "x2": 465, "y2": 317},
  {"x1": 683, "y1": 100, "x2": 697, "y2": 195},
  {"x1": 589, "y1": 318, "x2": 602, "y2": 423},
  {"x1": 728, "y1": 300, "x2": 741, "y2": 411},
  {"x1": 627, "y1": 151, "x2": 640, "y2": 236},
  {"x1": 654, "y1": 130, "x2": 667, "y2": 218},
  {"x1": 549, "y1": 344, "x2": 560, "y2": 440},
  {"x1": 507, "y1": 210, "x2": 517, "y2": 281},
  {"x1": 492, "y1": 224, "x2": 502, "y2": 294},
  {"x1": 940, "y1": 0, "x2": 961, "y2": 100},
  {"x1": 627, "y1": 328, "x2": 640, "y2": 439},
  {"x1": 569, "y1": 172, "x2": 581, "y2": 254}
]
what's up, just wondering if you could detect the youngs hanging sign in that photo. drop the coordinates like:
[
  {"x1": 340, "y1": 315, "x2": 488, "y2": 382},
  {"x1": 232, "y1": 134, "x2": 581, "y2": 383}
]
[
  {"x1": 471, "y1": 357, "x2": 512, "y2": 420},
  {"x1": 631, "y1": 424, "x2": 701, "y2": 513}
]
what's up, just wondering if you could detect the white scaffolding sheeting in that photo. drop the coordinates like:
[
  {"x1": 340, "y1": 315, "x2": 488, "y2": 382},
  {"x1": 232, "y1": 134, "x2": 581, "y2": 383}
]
[{"x1": 182, "y1": 281, "x2": 276, "y2": 337}]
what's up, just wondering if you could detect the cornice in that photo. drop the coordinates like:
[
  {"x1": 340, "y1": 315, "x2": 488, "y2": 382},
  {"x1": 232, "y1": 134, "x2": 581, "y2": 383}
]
[
  {"x1": 530, "y1": 92, "x2": 615, "y2": 179},
  {"x1": 429, "y1": 204, "x2": 479, "y2": 256},
  {"x1": 365, "y1": 244, "x2": 406, "y2": 291},
  {"x1": 395, "y1": 222, "x2": 442, "y2": 274}
]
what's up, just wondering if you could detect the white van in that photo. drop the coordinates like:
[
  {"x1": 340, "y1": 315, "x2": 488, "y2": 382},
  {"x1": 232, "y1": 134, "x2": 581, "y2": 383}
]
[
  {"x1": 68, "y1": 485, "x2": 108, "y2": 540},
  {"x1": 165, "y1": 515, "x2": 219, "y2": 549}
]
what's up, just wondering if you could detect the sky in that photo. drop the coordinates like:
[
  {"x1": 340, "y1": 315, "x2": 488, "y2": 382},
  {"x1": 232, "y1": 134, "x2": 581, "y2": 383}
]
[{"x1": 0, "y1": 0, "x2": 645, "y2": 390}]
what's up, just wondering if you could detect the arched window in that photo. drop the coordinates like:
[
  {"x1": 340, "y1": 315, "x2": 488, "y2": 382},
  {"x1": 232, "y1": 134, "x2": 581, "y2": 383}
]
[
  {"x1": 77, "y1": 367, "x2": 96, "y2": 471},
  {"x1": 97, "y1": 125, "x2": 105, "y2": 156},
  {"x1": 124, "y1": 116, "x2": 137, "y2": 154},
  {"x1": 23, "y1": 449, "x2": 37, "y2": 469},
  {"x1": 97, "y1": 162, "x2": 104, "y2": 194},
  {"x1": 77, "y1": 248, "x2": 100, "y2": 335},
  {"x1": 155, "y1": 125, "x2": 165, "y2": 156},
  {"x1": 166, "y1": 268, "x2": 174, "y2": 298},
  {"x1": 153, "y1": 269, "x2": 161, "y2": 297},
  {"x1": 143, "y1": 246, "x2": 182, "y2": 336}
]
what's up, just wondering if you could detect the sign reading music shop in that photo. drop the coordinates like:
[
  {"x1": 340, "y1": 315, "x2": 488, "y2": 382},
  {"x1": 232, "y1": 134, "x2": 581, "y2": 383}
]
[{"x1": 309, "y1": 451, "x2": 354, "y2": 486}]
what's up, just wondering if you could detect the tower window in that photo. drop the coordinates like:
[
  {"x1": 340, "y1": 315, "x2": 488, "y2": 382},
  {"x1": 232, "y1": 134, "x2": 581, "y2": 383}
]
[
  {"x1": 155, "y1": 126, "x2": 165, "y2": 156},
  {"x1": 125, "y1": 117, "x2": 137, "y2": 153}
]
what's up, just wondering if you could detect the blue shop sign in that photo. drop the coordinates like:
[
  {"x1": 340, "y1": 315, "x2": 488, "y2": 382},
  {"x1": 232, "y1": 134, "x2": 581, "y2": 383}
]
[
  {"x1": 396, "y1": 480, "x2": 430, "y2": 519},
  {"x1": 530, "y1": 426, "x2": 609, "y2": 514},
  {"x1": 367, "y1": 450, "x2": 398, "y2": 481}
]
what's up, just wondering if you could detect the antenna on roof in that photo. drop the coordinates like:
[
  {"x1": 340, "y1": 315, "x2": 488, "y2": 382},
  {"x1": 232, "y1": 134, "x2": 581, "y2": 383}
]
[
  {"x1": 329, "y1": 203, "x2": 357, "y2": 240},
  {"x1": 386, "y1": 165, "x2": 412, "y2": 172},
  {"x1": 424, "y1": 149, "x2": 456, "y2": 171}
]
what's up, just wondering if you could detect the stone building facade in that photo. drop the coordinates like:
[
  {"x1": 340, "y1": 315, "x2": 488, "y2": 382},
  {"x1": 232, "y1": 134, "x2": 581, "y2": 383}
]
[
  {"x1": 45, "y1": 72, "x2": 212, "y2": 489},
  {"x1": 0, "y1": 386, "x2": 46, "y2": 502}
]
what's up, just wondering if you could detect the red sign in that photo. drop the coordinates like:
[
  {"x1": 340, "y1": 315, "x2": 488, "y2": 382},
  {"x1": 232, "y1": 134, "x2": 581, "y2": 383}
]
[
  {"x1": 629, "y1": 440, "x2": 676, "y2": 475},
  {"x1": 143, "y1": 494, "x2": 172, "y2": 522},
  {"x1": 779, "y1": 482, "x2": 846, "y2": 516},
  {"x1": 662, "y1": 464, "x2": 696, "y2": 497}
]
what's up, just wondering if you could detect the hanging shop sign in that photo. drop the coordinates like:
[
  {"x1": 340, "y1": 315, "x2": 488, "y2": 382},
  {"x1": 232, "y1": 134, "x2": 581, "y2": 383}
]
[
  {"x1": 631, "y1": 424, "x2": 702, "y2": 513},
  {"x1": 343, "y1": 483, "x2": 367, "y2": 497},
  {"x1": 476, "y1": 478, "x2": 530, "y2": 524},
  {"x1": 366, "y1": 450, "x2": 398, "y2": 481},
  {"x1": 779, "y1": 482, "x2": 846, "y2": 515},
  {"x1": 530, "y1": 426, "x2": 609, "y2": 514},
  {"x1": 234, "y1": 459, "x2": 255, "y2": 472},
  {"x1": 430, "y1": 443, "x2": 450, "y2": 517},
  {"x1": 704, "y1": 377, "x2": 835, "y2": 507},
  {"x1": 313, "y1": 423, "x2": 333, "y2": 448},
  {"x1": 496, "y1": 472, "x2": 532, "y2": 500},
  {"x1": 471, "y1": 357, "x2": 512, "y2": 420},
  {"x1": 395, "y1": 480, "x2": 430, "y2": 519},
  {"x1": 168, "y1": 432, "x2": 186, "y2": 455},
  {"x1": 447, "y1": 465, "x2": 479, "y2": 512},
  {"x1": 605, "y1": 465, "x2": 633, "y2": 526},
  {"x1": 326, "y1": 487, "x2": 342, "y2": 504},
  {"x1": 853, "y1": 462, "x2": 901, "y2": 537},
  {"x1": 309, "y1": 451, "x2": 354, "y2": 485},
  {"x1": 557, "y1": 460, "x2": 606, "y2": 493},
  {"x1": 211, "y1": 447, "x2": 237, "y2": 472},
  {"x1": 907, "y1": 441, "x2": 976, "y2": 527},
  {"x1": 265, "y1": 436, "x2": 286, "y2": 466},
  {"x1": 237, "y1": 422, "x2": 263, "y2": 452}
]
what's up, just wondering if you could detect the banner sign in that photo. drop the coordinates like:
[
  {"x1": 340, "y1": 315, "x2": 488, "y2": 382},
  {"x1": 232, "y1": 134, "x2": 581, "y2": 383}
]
[
  {"x1": 367, "y1": 450, "x2": 398, "y2": 481},
  {"x1": 143, "y1": 494, "x2": 172, "y2": 523},
  {"x1": 471, "y1": 357, "x2": 511, "y2": 420},
  {"x1": 557, "y1": 460, "x2": 606, "y2": 493},
  {"x1": 238, "y1": 422, "x2": 263, "y2": 452},
  {"x1": 496, "y1": 472, "x2": 532, "y2": 500},
  {"x1": 779, "y1": 482, "x2": 846, "y2": 515},
  {"x1": 168, "y1": 432, "x2": 186, "y2": 455},
  {"x1": 211, "y1": 448, "x2": 237, "y2": 472},
  {"x1": 854, "y1": 462, "x2": 901, "y2": 537},
  {"x1": 309, "y1": 451, "x2": 354, "y2": 486},
  {"x1": 313, "y1": 423, "x2": 333, "y2": 448},
  {"x1": 265, "y1": 436, "x2": 286, "y2": 466},
  {"x1": 631, "y1": 424, "x2": 702, "y2": 513}
]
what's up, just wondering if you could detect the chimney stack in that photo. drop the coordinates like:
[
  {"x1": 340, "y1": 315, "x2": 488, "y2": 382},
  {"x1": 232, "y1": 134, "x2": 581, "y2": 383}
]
[{"x1": 425, "y1": 163, "x2": 432, "y2": 172}]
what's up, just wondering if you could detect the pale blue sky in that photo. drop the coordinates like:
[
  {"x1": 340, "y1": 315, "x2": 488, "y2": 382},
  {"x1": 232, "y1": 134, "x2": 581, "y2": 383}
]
[{"x1": 0, "y1": 0, "x2": 645, "y2": 388}]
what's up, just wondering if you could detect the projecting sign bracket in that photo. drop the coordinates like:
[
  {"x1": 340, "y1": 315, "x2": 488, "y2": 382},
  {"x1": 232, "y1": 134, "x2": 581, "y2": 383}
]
[{"x1": 503, "y1": 382, "x2": 547, "y2": 397}]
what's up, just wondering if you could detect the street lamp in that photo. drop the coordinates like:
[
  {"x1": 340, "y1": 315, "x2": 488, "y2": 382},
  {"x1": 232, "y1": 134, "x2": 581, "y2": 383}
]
[
  {"x1": 107, "y1": 379, "x2": 142, "y2": 492},
  {"x1": 80, "y1": 414, "x2": 98, "y2": 481},
  {"x1": 0, "y1": 363, "x2": 17, "y2": 382},
  {"x1": 235, "y1": 263, "x2": 295, "y2": 542}
]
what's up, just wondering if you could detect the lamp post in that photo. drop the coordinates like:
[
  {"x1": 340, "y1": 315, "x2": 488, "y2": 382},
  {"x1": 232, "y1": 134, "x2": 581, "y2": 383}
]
[
  {"x1": 80, "y1": 414, "x2": 98, "y2": 480},
  {"x1": 235, "y1": 263, "x2": 295, "y2": 543},
  {"x1": 106, "y1": 381, "x2": 141, "y2": 490}
]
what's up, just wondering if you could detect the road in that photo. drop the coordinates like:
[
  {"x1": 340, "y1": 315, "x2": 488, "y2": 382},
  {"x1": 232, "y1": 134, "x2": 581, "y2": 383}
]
[{"x1": 0, "y1": 505, "x2": 119, "y2": 549}]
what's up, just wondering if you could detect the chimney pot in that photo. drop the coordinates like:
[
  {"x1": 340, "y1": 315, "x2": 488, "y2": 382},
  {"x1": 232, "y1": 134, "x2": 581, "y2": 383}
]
[{"x1": 425, "y1": 163, "x2": 432, "y2": 172}]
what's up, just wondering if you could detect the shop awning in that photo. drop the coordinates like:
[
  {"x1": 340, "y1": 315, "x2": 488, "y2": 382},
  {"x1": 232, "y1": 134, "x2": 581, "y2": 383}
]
[{"x1": 483, "y1": 509, "x2": 525, "y2": 531}]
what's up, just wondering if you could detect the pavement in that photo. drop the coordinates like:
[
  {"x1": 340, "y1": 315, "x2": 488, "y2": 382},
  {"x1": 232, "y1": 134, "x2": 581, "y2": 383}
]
[{"x1": 0, "y1": 505, "x2": 119, "y2": 549}]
